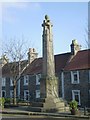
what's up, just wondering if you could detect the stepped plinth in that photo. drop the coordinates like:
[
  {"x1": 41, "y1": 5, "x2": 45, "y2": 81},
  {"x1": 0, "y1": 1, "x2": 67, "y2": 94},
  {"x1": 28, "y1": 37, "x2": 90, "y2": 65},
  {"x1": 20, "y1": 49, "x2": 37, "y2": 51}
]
[
  {"x1": 27, "y1": 97, "x2": 69, "y2": 112},
  {"x1": 27, "y1": 77, "x2": 69, "y2": 112}
]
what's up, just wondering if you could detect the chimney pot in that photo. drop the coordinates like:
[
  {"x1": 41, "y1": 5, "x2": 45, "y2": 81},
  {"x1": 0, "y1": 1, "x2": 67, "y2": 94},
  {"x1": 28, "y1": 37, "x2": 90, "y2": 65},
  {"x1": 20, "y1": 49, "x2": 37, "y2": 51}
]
[{"x1": 28, "y1": 48, "x2": 38, "y2": 64}]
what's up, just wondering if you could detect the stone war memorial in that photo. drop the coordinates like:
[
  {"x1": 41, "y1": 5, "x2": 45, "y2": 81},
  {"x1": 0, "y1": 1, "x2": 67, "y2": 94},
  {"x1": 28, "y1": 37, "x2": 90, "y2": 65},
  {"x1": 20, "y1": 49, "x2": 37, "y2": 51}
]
[{"x1": 28, "y1": 15, "x2": 69, "y2": 112}]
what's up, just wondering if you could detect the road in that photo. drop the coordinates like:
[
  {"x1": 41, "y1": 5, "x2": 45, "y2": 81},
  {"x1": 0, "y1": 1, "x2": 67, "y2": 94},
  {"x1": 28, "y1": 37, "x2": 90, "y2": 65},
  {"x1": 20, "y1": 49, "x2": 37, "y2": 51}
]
[{"x1": 0, "y1": 114, "x2": 89, "y2": 120}]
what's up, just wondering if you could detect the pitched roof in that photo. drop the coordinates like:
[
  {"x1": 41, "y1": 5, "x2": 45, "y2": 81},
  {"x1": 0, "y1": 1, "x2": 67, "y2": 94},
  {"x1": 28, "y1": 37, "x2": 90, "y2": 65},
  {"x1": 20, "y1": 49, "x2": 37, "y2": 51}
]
[
  {"x1": 55, "y1": 53, "x2": 71, "y2": 73},
  {"x1": 2, "y1": 60, "x2": 28, "y2": 77},
  {"x1": 23, "y1": 53, "x2": 71, "y2": 75},
  {"x1": 64, "y1": 49, "x2": 90, "y2": 71},
  {"x1": 2, "y1": 49, "x2": 90, "y2": 77},
  {"x1": 20, "y1": 49, "x2": 90, "y2": 75},
  {"x1": 23, "y1": 58, "x2": 42, "y2": 75}
]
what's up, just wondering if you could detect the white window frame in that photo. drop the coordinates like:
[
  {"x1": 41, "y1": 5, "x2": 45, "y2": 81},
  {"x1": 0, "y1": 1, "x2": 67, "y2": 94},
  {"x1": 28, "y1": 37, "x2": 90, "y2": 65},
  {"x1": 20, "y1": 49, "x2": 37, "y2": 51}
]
[
  {"x1": 72, "y1": 90, "x2": 81, "y2": 105},
  {"x1": 71, "y1": 71, "x2": 79, "y2": 84},
  {"x1": 2, "y1": 78, "x2": 6, "y2": 86},
  {"x1": 10, "y1": 78, "x2": 13, "y2": 86},
  {"x1": 89, "y1": 70, "x2": 90, "y2": 83},
  {"x1": 24, "y1": 90, "x2": 29, "y2": 101},
  {"x1": 2, "y1": 90, "x2": 6, "y2": 97},
  {"x1": 89, "y1": 90, "x2": 90, "y2": 95},
  {"x1": 24, "y1": 75, "x2": 29, "y2": 85},
  {"x1": 36, "y1": 90, "x2": 40, "y2": 98},
  {"x1": 10, "y1": 90, "x2": 14, "y2": 98},
  {"x1": 36, "y1": 74, "x2": 41, "y2": 85}
]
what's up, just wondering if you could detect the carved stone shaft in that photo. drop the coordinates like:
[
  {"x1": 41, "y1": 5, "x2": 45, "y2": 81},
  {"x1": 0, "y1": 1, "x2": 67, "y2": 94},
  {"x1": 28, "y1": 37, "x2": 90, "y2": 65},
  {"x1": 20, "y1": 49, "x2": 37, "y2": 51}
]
[{"x1": 42, "y1": 15, "x2": 55, "y2": 78}]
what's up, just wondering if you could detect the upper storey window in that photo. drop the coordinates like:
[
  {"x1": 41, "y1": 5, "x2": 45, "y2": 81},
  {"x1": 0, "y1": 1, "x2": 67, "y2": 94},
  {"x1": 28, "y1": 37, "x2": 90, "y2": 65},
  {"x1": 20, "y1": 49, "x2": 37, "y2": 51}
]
[
  {"x1": 2, "y1": 78, "x2": 6, "y2": 86},
  {"x1": 71, "y1": 71, "x2": 79, "y2": 84},
  {"x1": 36, "y1": 74, "x2": 41, "y2": 85},
  {"x1": 24, "y1": 75, "x2": 29, "y2": 85}
]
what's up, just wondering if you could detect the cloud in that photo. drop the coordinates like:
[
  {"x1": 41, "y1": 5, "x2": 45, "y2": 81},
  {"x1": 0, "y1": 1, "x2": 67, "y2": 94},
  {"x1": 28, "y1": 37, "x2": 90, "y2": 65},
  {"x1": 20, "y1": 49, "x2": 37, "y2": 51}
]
[
  {"x1": 3, "y1": 2, "x2": 29, "y2": 10},
  {"x1": 0, "y1": 0, "x2": 28, "y2": 2},
  {"x1": 2, "y1": 2, "x2": 28, "y2": 24},
  {"x1": 0, "y1": 3, "x2": 2, "y2": 19},
  {"x1": 3, "y1": 2, "x2": 41, "y2": 10},
  {"x1": 2, "y1": 2, "x2": 41, "y2": 24},
  {"x1": 0, "y1": 0, "x2": 42, "y2": 3}
]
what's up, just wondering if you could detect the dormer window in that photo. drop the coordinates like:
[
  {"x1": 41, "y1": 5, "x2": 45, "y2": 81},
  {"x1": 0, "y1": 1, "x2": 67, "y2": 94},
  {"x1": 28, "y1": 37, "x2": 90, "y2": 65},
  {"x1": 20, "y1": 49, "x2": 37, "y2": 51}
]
[
  {"x1": 24, "y1": 75, "x2": 29, "y2": 85},
  {"x1": 36, "y1": 74, "x2": 41, "y2": 85},
  {"x1": 71, "y1": 71, "x2": 79, "y2": 84}
]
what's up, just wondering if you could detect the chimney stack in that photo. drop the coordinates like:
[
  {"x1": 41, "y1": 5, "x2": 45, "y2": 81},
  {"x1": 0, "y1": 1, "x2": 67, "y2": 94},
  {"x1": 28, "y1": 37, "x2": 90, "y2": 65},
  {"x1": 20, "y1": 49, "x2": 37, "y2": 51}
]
[
  {"x1": 28, "y1": 48, "x2": 38, "y2": 64},
  {"x1": 0, "y1": 55, "x2": 9, "y2": 67},
  {"x1": 70, "y1": 39, "x2": 81, "y2": 55}
]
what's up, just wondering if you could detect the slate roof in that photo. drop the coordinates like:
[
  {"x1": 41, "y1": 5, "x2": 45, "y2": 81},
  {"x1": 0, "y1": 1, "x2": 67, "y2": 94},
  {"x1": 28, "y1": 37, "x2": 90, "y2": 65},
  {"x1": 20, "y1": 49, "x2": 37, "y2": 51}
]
[
  {"x1": 55, "y1": 52, "x2": 71, "y2": 73},
  {"x1": 2, "y1": 60, "x2": 28, "y2": 77},
  {"x1": 23, "y1": 58, "x2": 42, "y2": 75},
  {"x1": 64, "y1": 49, "x2": 90, "y2": 71},
  {"x1": 2, "y1": 49, "x2": 90, "y2": 76},
  {"x1": 19, "y1": 49, "x2": 90, "y2": 75},
  {"x1": 23, "y1": 52, "x2": 71, "y2": 75}
]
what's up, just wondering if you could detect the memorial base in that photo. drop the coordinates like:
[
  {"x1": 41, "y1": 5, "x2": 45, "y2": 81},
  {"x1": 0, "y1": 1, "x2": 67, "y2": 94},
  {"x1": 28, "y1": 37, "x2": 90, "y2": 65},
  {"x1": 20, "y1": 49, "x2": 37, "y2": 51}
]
[{"x1": 27, "y1": 77, "x2": 69, "y2": 112}]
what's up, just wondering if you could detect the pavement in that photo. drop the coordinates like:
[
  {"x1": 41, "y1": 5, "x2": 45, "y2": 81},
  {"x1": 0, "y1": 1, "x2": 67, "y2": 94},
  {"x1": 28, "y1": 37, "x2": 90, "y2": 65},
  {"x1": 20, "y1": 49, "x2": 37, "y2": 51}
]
[{"x1": 0, "y1": 106, "x2": 90, "y2": 119}]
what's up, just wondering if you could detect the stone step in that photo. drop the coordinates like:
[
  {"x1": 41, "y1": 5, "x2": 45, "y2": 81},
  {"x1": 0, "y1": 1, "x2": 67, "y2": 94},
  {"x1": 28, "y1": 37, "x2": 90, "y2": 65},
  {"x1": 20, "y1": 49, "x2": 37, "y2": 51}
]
[
  {"x1": 35, "y1": 98, "x2": 45, "y2": 103},
  {"x1": 57, "y1": 107, "x2": 66, "y2": 112},
  {"x1": 27, "y1": 106, "x2": 42, "y2": 112},
  {"x1": 64, "y1": 106, "x2": 69, "y2": 111},
  {"x1": 44, "y1": 97, "x2": 63, "y2": 103},
  {"x1": 31, "y1": 102, "x2": 43, "y2": 107},
  {"x1": 53, "y1": 98, "x2": 64, "y2": 103},
  {"x1": 55, "y1": 102, "x2": 65, "y2": 108}
]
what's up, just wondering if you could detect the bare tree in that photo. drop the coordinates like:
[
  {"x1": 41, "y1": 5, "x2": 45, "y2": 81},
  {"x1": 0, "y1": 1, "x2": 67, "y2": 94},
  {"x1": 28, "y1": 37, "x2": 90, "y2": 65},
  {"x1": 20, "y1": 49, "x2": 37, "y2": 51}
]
[{"x1": 3, "y1": 37, "x2": 29, "y2": 105}]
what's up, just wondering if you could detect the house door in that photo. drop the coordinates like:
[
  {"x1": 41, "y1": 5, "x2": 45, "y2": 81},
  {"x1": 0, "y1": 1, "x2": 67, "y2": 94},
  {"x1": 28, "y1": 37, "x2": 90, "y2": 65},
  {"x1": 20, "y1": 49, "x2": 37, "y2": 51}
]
[
  {"x1": 2, "y1": 90, "x2": 6, "y2": 97},
  {"x1": 24, "y1": 90, "x2": 29, "y2": 101}
]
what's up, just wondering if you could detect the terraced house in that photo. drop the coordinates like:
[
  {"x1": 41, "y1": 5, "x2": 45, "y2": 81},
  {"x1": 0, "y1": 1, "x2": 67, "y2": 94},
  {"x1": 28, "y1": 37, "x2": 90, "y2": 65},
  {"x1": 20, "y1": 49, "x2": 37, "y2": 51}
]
[{"x1": 1, "y1": 39, "x2": 90, "y2": 108}]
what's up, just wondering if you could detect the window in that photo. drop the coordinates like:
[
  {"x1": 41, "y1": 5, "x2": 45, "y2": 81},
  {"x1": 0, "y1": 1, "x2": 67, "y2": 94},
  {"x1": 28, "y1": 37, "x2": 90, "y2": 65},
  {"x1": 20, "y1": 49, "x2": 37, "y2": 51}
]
[
  {"x1": 36, "y1": 74, "x2": 41, "y2": 85},
  {"x1": 72, "y1": 90, "x2": 80, "y2": 105},
  {"x1": 89, "y1": 90, "x2": 90, "y2": 95},
  {"x1": 2, "y1": 90, "x2": 6, "y2": 97},
  {"x1": 2, "y1": 78, "x2": 6, "y2": 86},
  {"x1": 24, "y1": 75, "x2": 29, "y2": 85},
  {"x1": 10, "y1": 90, "x2": 14, "y2": 98},
  {"x1": 24, "y1": 90, "x2": 29, "y2": 101},
  {"x1": 71, "y1": 71, "x2": 79, "y2": 84},
  {"x1": 10, "y1": 78, "x2": 13, "y2": 86},
  {"x1": 36, "y1": 90, "x2": 40, "y2": 98}
]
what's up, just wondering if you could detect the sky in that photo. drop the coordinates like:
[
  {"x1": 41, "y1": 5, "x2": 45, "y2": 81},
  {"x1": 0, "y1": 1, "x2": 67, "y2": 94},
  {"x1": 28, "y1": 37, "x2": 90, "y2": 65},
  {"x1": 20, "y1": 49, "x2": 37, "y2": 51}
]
[{"x1": 0, "y1": 1, "x2": 89, "y2": 59}]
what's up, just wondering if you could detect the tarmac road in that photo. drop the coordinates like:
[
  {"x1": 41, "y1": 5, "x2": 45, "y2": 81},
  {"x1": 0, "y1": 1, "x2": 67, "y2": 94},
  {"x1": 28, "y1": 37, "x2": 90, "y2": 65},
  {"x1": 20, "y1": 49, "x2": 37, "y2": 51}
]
[
  {"x1": 1, "y1": 114, "x2": 90, "y2": 120},
  {"x1": 2, "y1": 118, "x2": 90, "y2": 120}
]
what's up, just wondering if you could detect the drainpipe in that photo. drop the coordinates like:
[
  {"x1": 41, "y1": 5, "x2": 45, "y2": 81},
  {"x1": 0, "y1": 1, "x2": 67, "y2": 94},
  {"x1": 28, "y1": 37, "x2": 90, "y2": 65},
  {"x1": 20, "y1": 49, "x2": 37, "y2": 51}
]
[
  {"x1": 18, "y1": 61, "x2": 21, "y2": 99},
  {"x1": 61, "y1": 71, "x2": 64, "y2": 99}
]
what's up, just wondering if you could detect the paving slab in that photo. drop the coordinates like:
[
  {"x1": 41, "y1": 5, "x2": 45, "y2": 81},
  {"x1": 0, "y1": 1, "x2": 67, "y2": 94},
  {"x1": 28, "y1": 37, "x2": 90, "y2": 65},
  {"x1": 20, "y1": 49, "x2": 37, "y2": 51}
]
[{"x1": 0, "y1": 107, "x2": 89, "y2": 120}]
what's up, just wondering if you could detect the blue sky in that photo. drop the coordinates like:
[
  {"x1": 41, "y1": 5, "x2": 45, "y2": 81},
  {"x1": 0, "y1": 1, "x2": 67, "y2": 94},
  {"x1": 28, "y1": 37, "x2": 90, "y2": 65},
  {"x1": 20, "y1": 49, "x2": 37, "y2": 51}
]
[{"x1": 1, "y1": 2, "x2": 88, "y2": 58}]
